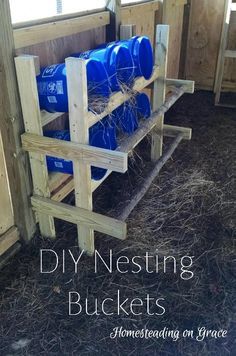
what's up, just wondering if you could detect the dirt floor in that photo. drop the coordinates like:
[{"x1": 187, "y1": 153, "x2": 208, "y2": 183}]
[{"x1": 0, "y1": 91, "x2": 235, "y2": 355}]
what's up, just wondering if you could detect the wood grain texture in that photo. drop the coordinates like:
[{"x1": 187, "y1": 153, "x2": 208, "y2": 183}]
[
  {"x1": 121, "y1": 1, "x2": 159, "y2": 46},
  {"x1": 151, "y1": 25, "x2": 169, "y2": 161},
  {"x1": 0, "y1": 133, "x2": 14, "y2": 235},
  {"x1": 21, "y1": 133, "x2": 128, "y2": 173},
  {"x1": 66, "y1": 57, "x2": 94, "y2": 254},
  {"x1": 15, "y1": 55, "x2": 56, "y2": 238},
  {"x1": 160, "y1": 0, "x2": 185, "y2": 78},
  {"x1": 31, "y1": 196, "x2": 127, "y2": 241},
  {"x1": 14, "y1": 12, "x2": 110, "y2": 49},
  {"x1": 185, "y1": 0, "x2": 226, "y2": 90},
  {"x1": 0, "y1": 0, "x2": 35, "y2": 241}
]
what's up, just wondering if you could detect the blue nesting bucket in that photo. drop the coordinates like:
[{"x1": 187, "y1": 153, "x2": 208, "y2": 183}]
[
  {"x1": 71, "y1": 43, "x2": 134, "y2": 92},
  {"x1": 37, "y1": 59, "x2": 110, "y2": 113},
  {"x1": 136, "y1": 92, "x2": 151, "y2": 119},
  {"x1": 44, "y1": 124, "x2": 117, "y2": 180},
  {"x1": 112, "y1": 92, "x2": 151, "y2": 134},
  {"x1": 116, "y1": 36, "x2": 153, "y2": 80}
]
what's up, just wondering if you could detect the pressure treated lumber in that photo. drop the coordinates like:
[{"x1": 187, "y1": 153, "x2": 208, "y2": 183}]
[
  {"x1": 151, "y1": 25, "x2": 169, "y2": 162},
  {"x1": 21, "y1": 133, "x2": 127, "y2": 173},
  {"x1": 66, "y1": 57, "x2": 94, "y2": 254},
  {"x1": 0, "y1": 226, "x2": 20, "y2": 257},
  {"x1": 14, "y1": 12, "x2": 110, "y2": 49},
  {"x1": 15, "y1": 55, "x2": 56, "y2": 238},
  {"x1": 0, "y1": 0, "x2": 35, "y2": 241},
  {"x1": 163, "y1": 124, "x2": 192, "y2": 140},
  {"x1": 0, "y1": 132, "x2": 14, "y2": 234},
  {"x1": 119, "y1": 133, "x2": 184, "y2": 221},
  {"x1": 166, "y1": 78, "x2": 194, "y2": 93},
  {"x1": 31, "y1": 196, "x2": 126, "y2": 241}
]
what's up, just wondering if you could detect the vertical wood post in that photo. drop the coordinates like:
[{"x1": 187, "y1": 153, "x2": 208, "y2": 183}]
[
  {"x1": 0, "y1": 0, "x2": 35, "y2": 241},
  {"x1": 66, "y1": 57, "x2": 94, "y2": 255},
  {"x1": 151, "y1": 25, "x2": 169, "y2": 161},
  {"x1": 15, "y1": 55, "x2": 56, "y2": 238},
  {"x1": 106, "y1": 0, "x2": 121, "y2": 41},
  {"x1": 120, "y1": 24, "x2": 136, "y2": 39}
]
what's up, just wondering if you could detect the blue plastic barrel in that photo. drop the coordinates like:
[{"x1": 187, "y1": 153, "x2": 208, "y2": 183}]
[
  {"x1": 37, "y1": 58, "x2": 110, "y2": 113},
  {"x1": 44, "y1": 123, "x2": 117, "y2": 180},
  {"x1": 112, "y1": 92, "x2": 151, "y2": 134},
  {"x1": 116, "y1": 36, "x2": 153, "y2": 80},
  {"x1": 71, "y1": 43, "x2": 134, "y2": 91}
]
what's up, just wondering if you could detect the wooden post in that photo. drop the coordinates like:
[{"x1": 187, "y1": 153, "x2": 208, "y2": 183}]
[
  {"x1": 106, "y1": 0, "x2": 121, "y2": 41},
  {"x1": 120, "y1": 24, "x2": 136, "y2": 39},
  {"x1": 0, "y1": 0, "x2": 35, "y2": 241},
  {"x1": 15, "y1": 55, "x2": 56, "y2": 238},
  {"x1": 66, "y1": 57, "x2": 94, "y2": 255},
  {"x1": 151, "y1": 25, "x2": 169, "y2": 161}
]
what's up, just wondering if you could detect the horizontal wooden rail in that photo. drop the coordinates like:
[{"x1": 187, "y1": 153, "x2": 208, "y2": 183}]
[
  {"x1": 166, "y1": 78, "x2": 195, "y2": 93},
  {"x1": 14, "y1": 11, "x2": 110, "y2": 49},
  {"x1": 40, "y1": 70, "x2": 196, "y2": 129},
  {"x1": 31, "y1": 196, "x2": 126, "y2": 240},
  {"x1": 22, "y1": 133, "x2": 128, "y2": 173},
  {"x1": 163, "y1": 124, "x2": 192, "y2": 140},
  {"x1": 87, "y1": 65, "x2": 160, "y2": 127}
]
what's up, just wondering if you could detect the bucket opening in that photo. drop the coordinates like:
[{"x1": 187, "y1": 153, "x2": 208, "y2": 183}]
[
  {"x1": 137, "y1": 37, "x2": 153, "y2": 80},
  {"x1": 115, "y1": 46, "x2": 134, "y2": 87}
]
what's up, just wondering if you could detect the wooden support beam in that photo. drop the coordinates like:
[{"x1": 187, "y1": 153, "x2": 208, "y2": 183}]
[
  {"x1": 166, "y1": 78, "x2": 195, "y2": 93},
  {"x1": 120, "y1": 24, "x2": 136, "y2": 39},
  {"x1": 14, "y1": 12, "x2": 110, "y2": 49},
  {"x1": 66, "y1": 57, "x2": 94, "y2": 255},
  {"x1": 106, "y1": 0, "x2": 121, "y2": 41},
  {"x1": 151, "y1": 25, "x2": 169, "y2": 161},
  {"x1": 21, "y1": 133, "x2": 128, "y2": 173},
  {"x1": 224, "y1": 50, "x2": 236, "y2": 58},
  {"x1": 0, "y1": 226, "x2": 20, "y2": 257},
  {"x1": 163, "y1": 124, "x2": 192, "y2": 140},
  {"x1": 0, "y1": 0, "x2": 35, "y2": 241},
  {"x1": 31, "y1": 196, "x2": 126, "y2": 241},
  {"x1": 15, "y1": 55, "x2": 56, "y2": 238}
]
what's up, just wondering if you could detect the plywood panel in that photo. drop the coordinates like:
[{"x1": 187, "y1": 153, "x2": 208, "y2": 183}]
[
  {"x1": 161, "y1": 0, "x2": 186, "y2": 78},
  {"x1": 185, "y1": 0, "x2": 236, "y2": 91},
  {"x1": 121, "y1": 1, "x2": 159, "y2": 46},
  {"x1": 0, "y1": 132, "x2": 14, "y2": 235}
]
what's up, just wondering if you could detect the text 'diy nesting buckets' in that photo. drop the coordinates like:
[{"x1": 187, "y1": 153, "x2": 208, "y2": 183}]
[
  {"x1": 112, "y1": 92, "x2": 151, "y2": 134},
  {"x1": 36, "y1": 59, "x2": 110, "y2": 113},
  {"x1": 71, "y1": 43, "x2": 134, "y2": 91},
  {"x1": 44, "y1": 123, "x2": 117, "y2": 181}
]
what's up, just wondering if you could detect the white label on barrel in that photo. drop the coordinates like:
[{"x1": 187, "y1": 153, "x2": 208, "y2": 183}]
[{"x1": 47, "y1": 96, "x2": 57, "y2": 103}]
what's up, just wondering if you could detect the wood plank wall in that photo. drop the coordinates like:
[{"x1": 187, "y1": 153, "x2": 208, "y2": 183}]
[
  {"x1": 0, "y1": 132, "x2": 14, "y2": 235},
  {"x1": 184, "y1": 0, "x2": 236, "y2": 91}
]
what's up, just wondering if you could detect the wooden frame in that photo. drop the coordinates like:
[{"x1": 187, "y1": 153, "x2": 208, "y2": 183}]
[
  {"x1": 214, "y1": 0, "x2": 236, "y2": 107},
  {"x1": 14, "y1": 11, "x2": 110, "y2": 49},
  {"x1": 15, "y1": 24, "x2": 194, "y2": 255}
]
